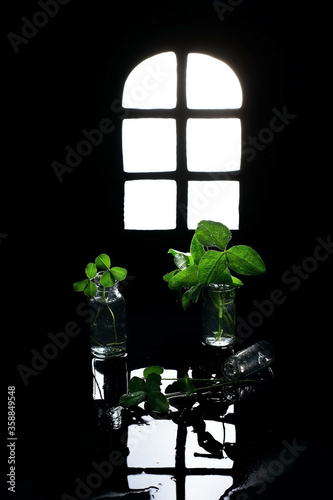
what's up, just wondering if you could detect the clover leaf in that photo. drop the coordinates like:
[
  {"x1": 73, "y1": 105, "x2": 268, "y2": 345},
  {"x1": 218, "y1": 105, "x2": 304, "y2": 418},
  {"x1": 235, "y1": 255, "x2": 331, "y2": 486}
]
[
  {"x1": 120, "y1": 365, "x2": 261, "y2": 414},
  {"x1": 147, "y1": 392, "x2": 169, "y2": 412},
  {"x1": 86, "y1": 262, "x2": 97, "y2": 279},
  {"x1": 120, "y1": 392, "x2": 147, "y2": 407},
  {"x1": 100, "y1": 270, "x2": 115, "y2": 287},
  {"x1": 73, "y1": 262, "x2": 98, "y2": 296},
  {"x1": 95, "y1": 253, "x2": 111, "y2": 270},
  {"x1": 143, "y1": 366, "x2": 164, "y2": 378},
  {"x1": 119, "y1": 366, "x2": 170, "y2": 412},
  {"x1": 73, "y1": 253, "x2": 128, "y2": 298}
]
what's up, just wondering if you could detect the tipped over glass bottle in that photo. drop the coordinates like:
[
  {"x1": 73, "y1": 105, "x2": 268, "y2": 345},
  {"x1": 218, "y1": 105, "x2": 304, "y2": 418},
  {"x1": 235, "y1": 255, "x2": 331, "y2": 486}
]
[{"x1": 222, "y1": 341, "x2": 275, "y2": 380}]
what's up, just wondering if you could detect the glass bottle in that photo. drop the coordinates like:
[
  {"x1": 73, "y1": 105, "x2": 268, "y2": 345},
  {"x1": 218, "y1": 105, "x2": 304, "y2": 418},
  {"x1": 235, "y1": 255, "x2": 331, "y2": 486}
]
[
  {"x1": 90, "y1": 280, "x2": 126, "y2": 358},
  {"x1": 202, "y1": 284, "x2": 236, "y2": 348},
  {"x1": 222, "y1": 341, "x2": 275, "y2": 380}
]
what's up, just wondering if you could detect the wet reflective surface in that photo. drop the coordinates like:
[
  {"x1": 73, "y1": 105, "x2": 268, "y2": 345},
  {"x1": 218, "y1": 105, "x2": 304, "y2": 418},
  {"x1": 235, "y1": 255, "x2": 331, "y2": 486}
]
[
  {"x1": 68, "y1": 345, "x2": 297, "y2": 500},
  {"x1": 91, "y1": 355, "x2": 240, "y2": 499},
  {"x1": 10, "y1": 335, "x2": 333, "y2": 500}
]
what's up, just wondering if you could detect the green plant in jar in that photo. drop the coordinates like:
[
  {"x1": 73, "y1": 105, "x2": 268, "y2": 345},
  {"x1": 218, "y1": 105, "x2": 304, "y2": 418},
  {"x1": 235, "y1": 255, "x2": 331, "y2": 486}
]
[
  {"x1": 73, "y1": 253, "x2": 128, "y2": 357},
  {"x1": 163, "y1": 220, "x2": 265, "y2": 344}
]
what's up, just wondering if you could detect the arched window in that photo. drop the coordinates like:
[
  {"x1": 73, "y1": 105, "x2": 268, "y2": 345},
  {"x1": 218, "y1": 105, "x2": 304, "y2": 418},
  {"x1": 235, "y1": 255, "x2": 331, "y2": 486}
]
[{"x1": 122, "y1": 51, "x2": 242, "y2": 230}]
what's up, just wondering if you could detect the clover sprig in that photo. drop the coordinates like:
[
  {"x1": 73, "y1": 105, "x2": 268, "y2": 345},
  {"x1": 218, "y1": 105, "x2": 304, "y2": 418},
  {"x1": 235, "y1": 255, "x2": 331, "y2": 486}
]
[
  {"x1": 73, "y1": 253, "x2": 127, "y2": 297},
  {"x1": 119, "y1": 366, "x2": 259, "y2": 412}
]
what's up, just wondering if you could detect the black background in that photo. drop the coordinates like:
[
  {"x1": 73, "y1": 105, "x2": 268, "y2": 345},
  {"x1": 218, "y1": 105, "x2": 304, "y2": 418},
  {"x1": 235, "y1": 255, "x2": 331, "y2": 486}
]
[{"x1": 2, "y1": 1, "x2": 332, "y2": 499}]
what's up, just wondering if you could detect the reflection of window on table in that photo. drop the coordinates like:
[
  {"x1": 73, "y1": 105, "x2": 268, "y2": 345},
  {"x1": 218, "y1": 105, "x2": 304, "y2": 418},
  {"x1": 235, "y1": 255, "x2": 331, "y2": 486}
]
[
  {"x1": 122, "y1": 52, "x2": 243, "y2": 231},
  {"x1": 126, "y1": 369, "x2": 235, "y2": 499}
]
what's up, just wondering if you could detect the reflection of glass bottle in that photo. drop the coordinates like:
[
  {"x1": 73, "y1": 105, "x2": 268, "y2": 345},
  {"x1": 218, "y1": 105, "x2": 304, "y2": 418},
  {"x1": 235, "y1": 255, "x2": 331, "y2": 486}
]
[
  {"x1": 221, "y1": 369, "x2": 274, "y2": 403},
  {"x1": 92, "y1": 355, "x2": 128, "y2": 430},
  {"x1": 222, "y1": 341, "x2": 275, "y2": 380}
]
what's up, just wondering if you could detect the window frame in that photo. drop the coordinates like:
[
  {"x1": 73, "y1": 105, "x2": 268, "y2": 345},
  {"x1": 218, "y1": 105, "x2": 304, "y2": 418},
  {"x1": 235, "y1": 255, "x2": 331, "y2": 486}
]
[{"x1": 121, "y1": 49, "x2": 244, "y2": 232}]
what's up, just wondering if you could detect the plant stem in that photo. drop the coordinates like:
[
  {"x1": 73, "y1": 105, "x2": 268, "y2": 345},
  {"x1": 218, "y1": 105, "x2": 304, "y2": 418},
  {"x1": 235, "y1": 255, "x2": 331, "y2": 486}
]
[
  {"x1": 212, "y1": 289, "x2": 235, "y2": 341},
  {"x1": 166, "y1": 378, "x2": 259, "y2": 399},
  {"x1": 90, "y1": 304, "x2": 101, "y2": 330},
  {"x1": 100, "y1": 286, "x2": 118, "y2": 342},
  {"x1": 104, "y1": 300, "x2": 118, "y2": 343},
  {"x1": 217, "y1": 292, "x2": 223, "y2": 339},
  {"x1": 163, "y1": 378, "x2": 217, "y2": 382},
  {"x1": 90, "y1": 287, "x2": 118, "y2": 345},
  {"x1": 90, "y1": 335, "x2": 104, "y2": 346},
  {"x1": 223, "y1": 307, "x2": 235, "y2": 336}
]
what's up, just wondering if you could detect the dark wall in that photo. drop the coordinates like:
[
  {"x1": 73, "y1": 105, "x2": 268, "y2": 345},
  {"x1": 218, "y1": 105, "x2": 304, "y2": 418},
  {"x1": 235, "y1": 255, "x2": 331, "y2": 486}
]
[{"x1": 3, "y1": 0, "x2": 331, "y2": 449}]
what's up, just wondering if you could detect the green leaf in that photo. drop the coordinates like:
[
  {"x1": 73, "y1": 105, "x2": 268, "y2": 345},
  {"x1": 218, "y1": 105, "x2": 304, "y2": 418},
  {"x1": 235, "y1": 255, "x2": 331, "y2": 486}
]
[
  {"x1": 100, "y1": 270, "x2": 115, "y2": 287},
  {"x1": 190, "y1": 235, "x2": 205, "y2": 265},
  {"x1": 143, "y1": 366, "x2": 164, "y2": 378},
  {"x1": 181, "y1": 284, "x2": 202, "y2": 310},
  {"x1": 174, "y1": 253, "x2": 191, "y2": 270},
  {"x1": 120, "y1": 391, "x2": 147, "y2": 407},
  {"x1": 85, "y1": 262, "x2": 97, "y2": 279},
  {"x1": 197, "y1": 250, "x2": 228, "y2": 284},
  {"x1": 168, "y1": 249, "x2": 192, "y2": 270},
  {"x1": 184, "y1": 373, "x2": 196, "y2": 396},
  {"x1": 128, "y1": 376, "x2": 147, "y2": 393},
  {"x1": 84, "y1": 281, "x2": 97, "y2": 297},
  {"x1": 216, "y1": 268, "x2": 234, "y2": 285},
  {"x1": 145, "y1": 373, "x2": 162, "y2": 393},
  {"x1": 95, "y1": 253, "x2": 111, "y2": 270},
  {"x1": 227, "y1": 245, "x2": 266, "y2": 275},
  {"x1": 168, "y1": 265, "x2": 199, "y2": 290},
  {"x1": 147, "y1": 391, "x2": 169, "y2": 412},
  {"x1": 111, "y1": 266, "x2": 127, "y2": 281},
  {"x1": 165, "y1": 379, "x2": 188, "y2": 394},
  {"x1": 231, "y1": 275, "x2": 244, "y2": 287},
  {"x1": 163, "y1": 269, "x2": 180, "y2": 282},
  {"x1": 195, "y1": 220, "x2": 232, "y2": 250},
  {"x1": 73, "y1": 279, "x2": 89, "y2": 292}
]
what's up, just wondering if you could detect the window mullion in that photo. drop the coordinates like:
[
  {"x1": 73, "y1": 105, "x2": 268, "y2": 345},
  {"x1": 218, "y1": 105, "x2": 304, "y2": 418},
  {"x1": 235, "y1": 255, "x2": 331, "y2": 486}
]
[
  {"x1": 187, "y1": 108, "x2": 242, "y2": 119},
  {"x1": 124, "y1": 109, "x2": 177, "y2": 119},
  {"x1": 176, "y1": 52, "x2": 188, "y2": 232}
]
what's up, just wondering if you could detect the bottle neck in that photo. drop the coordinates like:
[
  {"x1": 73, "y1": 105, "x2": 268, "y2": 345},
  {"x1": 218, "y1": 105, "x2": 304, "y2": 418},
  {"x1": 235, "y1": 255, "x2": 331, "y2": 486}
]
[
  {"x1": 95, "y1": 282, "x2": 121, "y2": 299},
  {"x1": 203, "y1": 283, "x2": 236, "y2": 300},
  {"x1": 205, "y1": 283, "x2": 236, "y2": 292}
]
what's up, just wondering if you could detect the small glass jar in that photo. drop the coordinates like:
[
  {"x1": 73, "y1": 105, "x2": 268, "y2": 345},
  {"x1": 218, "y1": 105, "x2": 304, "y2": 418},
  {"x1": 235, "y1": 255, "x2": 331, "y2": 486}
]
[
  {"x1": 90, "y1": 279, "x2": 126, "y2": 358},
  {"x1": 202, "y1": 284, "x2": 236, "y2": 348}
]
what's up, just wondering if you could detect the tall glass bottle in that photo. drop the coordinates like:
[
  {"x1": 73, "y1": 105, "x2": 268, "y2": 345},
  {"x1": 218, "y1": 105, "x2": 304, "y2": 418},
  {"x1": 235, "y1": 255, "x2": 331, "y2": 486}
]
[{"x1": 202, "y1": 284, "x2": 236, "y2": 347}]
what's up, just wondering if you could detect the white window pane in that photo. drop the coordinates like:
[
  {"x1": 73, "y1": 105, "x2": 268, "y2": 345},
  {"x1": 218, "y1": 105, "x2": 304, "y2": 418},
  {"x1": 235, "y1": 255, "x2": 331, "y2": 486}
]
[
  {"x1": 187, "y1": 119, "x2": 241, "y2": 172},
  {"x1": 187, "y1": 181, "x2": 239, "y2": 230},
  {"x1": 127, "y1": 418, "x2": 177, "y2": 468},
  {"x1": 186, "y1": 53, "x2": 242, "y2": 109},
  {"x1": 123, "y1": 119, "x2": 176, "y2": 173},
  {"x1": 122, "y1": 52, "x2": 177, "y2": 109},
  {"x1": 124, "y1": 180, "x2": 177, "y2": 230},
  {"x1": 128, "y1": 474, "x2": 176, "y2": 499},
  {"x1": 185, "y1": 420, "x2": 235, "y2": 469},
  {"x1": 186, "y1": 476, "x2": 233, "y2": 500}
]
